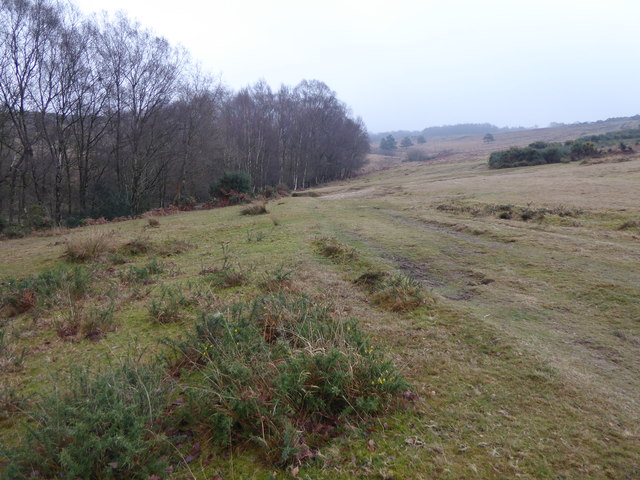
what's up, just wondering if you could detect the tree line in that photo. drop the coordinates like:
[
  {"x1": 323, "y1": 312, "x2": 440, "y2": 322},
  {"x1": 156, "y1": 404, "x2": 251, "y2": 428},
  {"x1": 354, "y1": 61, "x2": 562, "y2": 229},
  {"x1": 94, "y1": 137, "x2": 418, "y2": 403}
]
[{"x1": 0, "y1": 0, "x2": 369, "y2": 228}]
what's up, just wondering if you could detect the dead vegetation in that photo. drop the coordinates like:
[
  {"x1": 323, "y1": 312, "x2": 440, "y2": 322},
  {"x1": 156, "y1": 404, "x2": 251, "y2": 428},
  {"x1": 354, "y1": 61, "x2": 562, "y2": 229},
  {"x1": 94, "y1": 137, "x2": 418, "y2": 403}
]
[{"x1": 64, "y1": 232, "x2": 113, "y2": 263}]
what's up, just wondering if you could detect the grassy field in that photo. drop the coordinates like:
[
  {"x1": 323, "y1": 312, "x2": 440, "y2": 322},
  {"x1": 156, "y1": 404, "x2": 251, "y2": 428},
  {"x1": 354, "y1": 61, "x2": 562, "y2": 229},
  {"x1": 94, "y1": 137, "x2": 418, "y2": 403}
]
[
  {"x1": 367, "y1": 117, "x2": 640, "y2": 170},
  {"x1": 1, "y1": 146, "x2": 639, "y2": 478}
]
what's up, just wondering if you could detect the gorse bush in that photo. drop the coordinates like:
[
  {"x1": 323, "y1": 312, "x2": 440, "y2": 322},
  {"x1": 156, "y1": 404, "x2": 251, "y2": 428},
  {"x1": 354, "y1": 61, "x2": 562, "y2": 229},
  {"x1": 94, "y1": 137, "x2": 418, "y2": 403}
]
[
  {"x1": 165, "y1": 293, "x2": 407, "y2": 465},
  {"x1": 488, "y1": 142, "x2": 571, "y2": 169},
  {"x1": 257, "y1": 266, "x2": 294, "y2": 292},
  {"x1": 119, "y1": 259, "x2": 165, "y2": 285},
  {"x1": 1, "y1": 266, "x2": 91, "y2": 317},
  {"x1": 1, "y1": 361, "x2": 171, "y2": 480},
  {"x1": 80, "y1": 302, "x2": 117, "y2": 340},
  {"x1": 0, "y1": 327, "x2": 27, "y2": 372},
  {"x1": 149, "y1": 286, "x2": 192, "y2": 323}
]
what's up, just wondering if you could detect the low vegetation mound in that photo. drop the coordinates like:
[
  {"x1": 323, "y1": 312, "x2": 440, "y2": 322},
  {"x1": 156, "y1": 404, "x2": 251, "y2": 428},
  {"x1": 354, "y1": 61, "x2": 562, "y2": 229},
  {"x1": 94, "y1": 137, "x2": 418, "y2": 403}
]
[
  {"x1": 64, "y1": 232, "x2": 113, "y2": 263},
  {"x1": 165, "y1": 293, "x2": 408, "y2": 465},
  {"x1": 488, "y1": 129, "x2": 639, "y2": 169},
  {"x1": 355, "y1": 271, "x2": 433, "y2": 312},
  {"x1": 2, "y1": 361, "x2": 171, "y2": 479},
  {"x1": 1, "y1": 266, "x2": 91, "y2": 317},
  {"x1": 240, "y1": 201, "x2": 268, "y2": 216},
  {"x1": 313, "y1": 237, "x2": 358, "y2": 262}
]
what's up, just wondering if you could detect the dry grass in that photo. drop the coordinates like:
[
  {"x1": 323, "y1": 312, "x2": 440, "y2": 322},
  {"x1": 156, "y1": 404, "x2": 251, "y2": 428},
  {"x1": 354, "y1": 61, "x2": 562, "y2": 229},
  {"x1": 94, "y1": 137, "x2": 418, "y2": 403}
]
[
  {"x1": 370, "y1": 274, "x2": 431, "y2": 312},
  {"x1": 64, "y1": 231, "x2": 113, "y2": 263},
  {"x1": 313, "y1": 236, "x2": 358, "y2": 262},
  {"x1": 240, "y1": 201, "x2": 268, "y2": 215}
]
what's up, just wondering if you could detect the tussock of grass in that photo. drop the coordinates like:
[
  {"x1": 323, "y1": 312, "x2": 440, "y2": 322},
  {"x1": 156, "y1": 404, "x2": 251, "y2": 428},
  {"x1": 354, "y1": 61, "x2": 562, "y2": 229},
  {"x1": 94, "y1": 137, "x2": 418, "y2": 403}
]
[
  {"x1": 64, "y1": 232, "x2": 113, "y2": 263},
  {"x1": 200, "y1": 267, "x2": 249, "y2": 288},
  {"x1": 313, "y1": 236, "x2": 358, "y2": 262},
  {"x1": 118, "y1": 259, "x2": 165, "y2": 285},
  {"x1": 157, "y1": 239, "x2": 194, "y2": 257},
  {"x1": 618, "y1": 219, "x2": 640, "y2": 231},
  {"x1": 56, "y1": 302, "x2": 117, "y2": 341},
  {"x1": 119, "y1": 236, "x2": 154, "y2": 256},
  {"x1": 240, "y1": 201, "x2": 268, "y2": 215},
  {"x1": 354, "y1": 271, "x2": 432, "y2": 312},
  {"x1": 353, "y1": 271, "x2": 389, "y2": 288}
]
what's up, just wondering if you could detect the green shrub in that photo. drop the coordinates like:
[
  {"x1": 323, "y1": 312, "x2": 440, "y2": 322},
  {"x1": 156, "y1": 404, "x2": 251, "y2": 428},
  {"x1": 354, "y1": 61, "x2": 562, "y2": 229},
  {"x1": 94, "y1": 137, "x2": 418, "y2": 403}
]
[
  {"x1": 3, "y1": 224, "x2": 28, "y2": 239},
  {"x1": 211, "y1": 171, "x2": 252, "y2": 198},
  {"x1": 165, "y1": 294, "x2": 407, "y2": 465},
  {"x1": 488, "y1": 143, "x2": 570, "y2": 169},
  {"x1": 200, "y1": 267, "x2": 249, "y2": 289},
  {"x1": 80, "y1": 302, "x2": 116, "y2": 340},
  {"x1": 1, "y1": 266, "x2": 91, "y2": 317},
  {"x1": 404, "y1": 149, "x2": 435, "y2": 162},
  {"x1": 149, "y1": 286, "x2": 192, "y2": 324},
  {"x1": 257, "y1": 266, "x2": 294, "y2": 292},
  {"x1": 24, "y1": 204, "x2": 52, "y2": 230},
  {"x1": 1, "y1": 361, "x2": 171, "y2": 479},
  {"x1": 90, "y1": 184, "x2": 131, "y2": 220},
  {"x1": 119, "y1": 259, "x2": 165, "y2": 285}
]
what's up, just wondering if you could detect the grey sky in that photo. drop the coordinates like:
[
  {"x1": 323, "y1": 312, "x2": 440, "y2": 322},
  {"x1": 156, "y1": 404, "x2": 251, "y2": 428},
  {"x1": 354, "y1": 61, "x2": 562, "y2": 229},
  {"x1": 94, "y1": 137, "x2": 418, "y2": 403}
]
[{"x1": 73, "y1": 0, "x2": 640, "y2": 133}]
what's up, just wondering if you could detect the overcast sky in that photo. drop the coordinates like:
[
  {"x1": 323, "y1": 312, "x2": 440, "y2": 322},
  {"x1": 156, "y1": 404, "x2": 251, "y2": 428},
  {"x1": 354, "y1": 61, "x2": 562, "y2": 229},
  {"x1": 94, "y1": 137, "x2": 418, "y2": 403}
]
[{"x1": 73, "y1": 0, "x2": 640, "y2": 133}]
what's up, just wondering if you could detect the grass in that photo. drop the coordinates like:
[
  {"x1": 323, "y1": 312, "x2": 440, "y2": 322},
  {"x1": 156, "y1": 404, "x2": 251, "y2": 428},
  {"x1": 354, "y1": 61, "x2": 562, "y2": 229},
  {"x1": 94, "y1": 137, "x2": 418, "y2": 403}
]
[
  {"x1": 1, "y1": 152, "x2": 639, "y2": 478},
  {"x1": 64, "y1": 231, "x2": 113, "y2": 263},
  {"x1": 313, "y1": 236, "x2": 358, "y2": 262},
  {"x1": 240, "y1": 201, "x2": 269, "y2": 215}
]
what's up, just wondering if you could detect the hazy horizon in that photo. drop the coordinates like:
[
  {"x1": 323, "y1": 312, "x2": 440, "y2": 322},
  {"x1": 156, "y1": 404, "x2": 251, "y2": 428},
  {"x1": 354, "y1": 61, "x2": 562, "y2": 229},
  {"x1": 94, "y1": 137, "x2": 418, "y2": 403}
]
[{"x1": 72, "y1": 0, "x2": 640, "y2": 133}]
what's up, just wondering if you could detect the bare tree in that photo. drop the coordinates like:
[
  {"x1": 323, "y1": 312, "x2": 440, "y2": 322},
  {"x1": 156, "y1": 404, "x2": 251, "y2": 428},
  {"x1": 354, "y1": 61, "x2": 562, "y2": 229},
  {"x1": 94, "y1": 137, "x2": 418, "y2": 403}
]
[
  {"x1": 99, "y1": 14, "x2": 183, "y2": 213},
  {"x1": 0, "y1": 0, "x2": 60, "y2": 221}
]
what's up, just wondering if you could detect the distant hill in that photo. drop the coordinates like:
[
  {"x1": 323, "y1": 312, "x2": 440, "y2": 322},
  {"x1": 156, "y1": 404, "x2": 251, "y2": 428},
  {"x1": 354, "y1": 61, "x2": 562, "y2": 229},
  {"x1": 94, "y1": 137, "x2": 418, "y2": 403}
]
[
  {"x1": 370, "y1": 123, "x2": 525, "y2": 142},
  {"x1": 370, "y1": 115, "x2": 640, "y2": 143}
]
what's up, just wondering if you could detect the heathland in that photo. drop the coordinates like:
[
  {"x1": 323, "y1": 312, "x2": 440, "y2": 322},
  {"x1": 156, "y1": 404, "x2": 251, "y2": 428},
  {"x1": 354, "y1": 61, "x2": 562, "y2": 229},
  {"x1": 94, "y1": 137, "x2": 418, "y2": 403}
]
[{"x1": 1, "y1": 124, "x2": 639, "y2": 479}]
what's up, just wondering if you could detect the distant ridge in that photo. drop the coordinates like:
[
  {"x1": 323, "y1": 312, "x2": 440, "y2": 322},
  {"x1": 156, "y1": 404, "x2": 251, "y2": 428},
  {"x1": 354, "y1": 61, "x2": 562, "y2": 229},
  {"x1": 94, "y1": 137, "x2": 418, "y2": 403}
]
[{"x1": 370, "y1": 115, "x2": 640, "y2": 142}]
